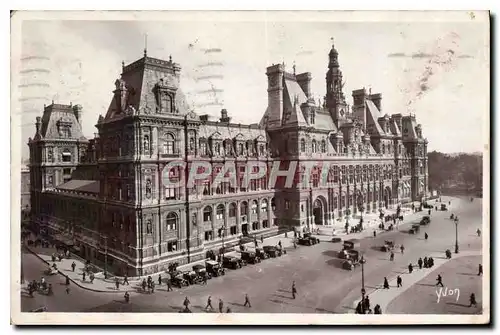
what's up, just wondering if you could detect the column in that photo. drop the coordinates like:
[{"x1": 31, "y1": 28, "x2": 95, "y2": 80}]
[{"x1": 236, "y1": 200, "x2": 241, "y2": 234}]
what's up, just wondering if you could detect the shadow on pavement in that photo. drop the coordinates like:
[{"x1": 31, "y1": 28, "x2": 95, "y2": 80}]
[
  {"x1": 272, "y1": 293, "x2": 292, "y2": 300},
  {"x1": 315, "y1": 307, "x2": 336, "y2": 313},
  {"x1": 446, "y1": 302, "x2": 471, "y2": 308},
  {"x1": 416, "y1": 283, "x2": 435, "y2": 287},
  {"x1": 457, "y1": 272, "x2": 477, "y2": 276},
  {"x1": 228, "y1": 301, "x2": 246, "y2": 307},
  {"x1": 277, "y1": 288, "x2": 290, "y2": 294},
  {"x1": 321, "y1": 250, "x2": 340, "y2": 258},
  {"x1": 325, "y1": 258, "x2": 345, "y2": 269},
  {"x1": 270, "y1": 299, "x2": 285, "y2": 305}
]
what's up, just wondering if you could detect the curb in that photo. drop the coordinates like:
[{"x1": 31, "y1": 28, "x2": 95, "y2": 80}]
[{"x1": 24, "y1": 245, "x2": 125, "y2": 294}]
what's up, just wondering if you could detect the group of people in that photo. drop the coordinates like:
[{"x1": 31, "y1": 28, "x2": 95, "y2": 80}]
[
  {"x1": 26, "y1": 278, "x2": 53, "y2": 297},
  {"x1": 355, "y1": 295, "x2": 382, "y2": 314}
]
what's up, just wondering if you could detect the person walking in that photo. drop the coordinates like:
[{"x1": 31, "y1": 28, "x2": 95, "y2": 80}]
[
  {"x1": 158, "y1": 275, "x2": 162, "y2": 286},
  {"x1": 278, "y1": 240, "x2": 282, "y2": 249},
  {"x1": 424, "y1": 232, "x2": 428, "y2": 241},
  {"x1": 390, "y1": 251, "x2": 395, "y2": 262},
  {"x1": 218, "y1": 299, "x2": 224, "y2": 313},
  {"x1": 71, "y1": 261, "x2": 76, "y2": 272},
  {"x1": 261, "y1": 236, "x2": 264, "y2": 243},
  {"x1": 400, "y1": 245, "x2": 405, "y2": 254},
  {"x1": 373, "y1": 230, "x2": 376, "y2": 238},
  {"x1": 408, "y1": 263, "x2": 413, "y2": 274},
  {"x1": 183, "y1": 296, "x2": 191, "y2": 312},
  {"x1": 374, "y1": 304, "x2": 382, "y2": 314},
  {"x1": 436, "y1": 274, "x2": 444, "y2": 287},
  {"x1": 65, "y1": 286, "x2": 70, "y2": 295},
  {"x1": 428, "y1": 257, "x2": 434, "y2": 268},
  {"x1": 82, "y1": 272, "x2": 86, "y2": 282},
  {"x1": 364, "y1": 295, "x2": 371, "y2": 312},
  {"x1": 65, "y1": 275, "x2": 70, "y2": 286},
  {"x1": 397, "y1": 276, "x2": 402, "y2": 288},
  {"x1": 292, "y1": 281, "x2": 297, "y2": 299},
  {"x1": 478, "y1": 264, "x2": 483, "y2": 276},
  {"x1": 115, "y1": 278, "x2": 120, "y2": 290},
  {"x1": 123, "y1": 274, "x2": 130, "y2": 285},
  {"x1": 142, "y1": 279, "x2": 147, "y2": 292},
  {"x1": 423, "y1": 257, "x2": 428, "y2": 268},
  {"x1": 477, "y1": 228, "x2": 481, "y2": 237},
  {"x1": 205, "y1": 296, "x2": 214, "y2": 311},
  {"x1": 383, "y1": 277, "x2": 389, "y2": 289},
  {"x1": 418, "y1": 257, "x2": 423, "y2": 269},
  {"x1": 244, "y1": 293, "x2": 252, "y2": 308},
  {"x1": 90, "y1": 273, "x2": 95, "y2": 284},
  {"x1": 167, "y1": 279, "x2": 173, "y2": 291},
  {"x1": 469, "y1": 293, "x2": 477, "y2": 307}
]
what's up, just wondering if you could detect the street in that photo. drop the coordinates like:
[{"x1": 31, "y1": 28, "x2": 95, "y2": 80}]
[{"x1": 21, "y1": 196, "x2": 484, "y2": 314}]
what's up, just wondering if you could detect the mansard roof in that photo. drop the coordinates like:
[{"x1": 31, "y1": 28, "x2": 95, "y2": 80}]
[{"x1": 39, "y1": 103, "x2": 86, "y2": 140}]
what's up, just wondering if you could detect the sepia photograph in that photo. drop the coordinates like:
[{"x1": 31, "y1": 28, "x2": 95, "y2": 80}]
[{"x1": 10, "y1": 10, "x2": 490, "y2": 325}]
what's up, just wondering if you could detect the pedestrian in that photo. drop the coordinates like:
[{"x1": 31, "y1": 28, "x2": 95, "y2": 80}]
[
  {"x1": 292, "y1": 281, "x2": 297, "y2": 299},
  {"x1": 478, "y1": 264, "x2": 483, "y2": 276},
  {"x1": 436, "y1": 274, "x2": 444, "y2": 287},
  {"x1": 226, "y1": 307, "x2": 232, "y2": 313},
  {"x1": 374, "y1": 304, "x2": 382, "y2": 314},
  {"x1": 278, "y1": 240, "x2": 282, "y2": 249},
  {"x1": 355, "y1": 301, "x2": 363, "y2": 314},
  {"x1": 383, "y1": 277, "x2": 389, "y2": 289},
  {"x1": 142, "y1": 279, "x2": 147, "y2": 292},
  {"x1": 364, "y1": 295, "x2": 370, "y2": 312},
  {"x1": 254, "y1": 240, "x2": 258, "y2": 248},
  {"x1": 158, "y1": 274, "x2": 162, "y2": 285},
  {"x1": 167, "y1": 280, "x2": 173, "y2": 291},
  {"x1": 123, "y1": 274, "x2": 129, "y2": 285},
  {"x1": 244, "y1": 293, "x2": 252, "y2": 307},
  {"x1": 424, "y1": 232, "x2": 428, "y2": 241},
  {"x1": 469, "y1": 293, "x2": 477, "y2": 307},
  {"x1": 373, "y1": 230, "x2": 376, "y2": 238},
  {"x1": 293, "y1": 240, "x2": 297, "y2": 249},
  {"x1": 183, "y1": 296, "x2": 191, "y2": 312},
  {"x1": 285, "y1": 231, "x2": 288, "y2": 238},
  {"x1": 428, "y1": 257, "x2": 434, "y2": 268},
  {"x1": 71, "y1": 261, "x2": 76, "y2": 272},
  {"x1": 65, "y1": 286, "x2": 70, "y2": 295},
  {"x1": 418, "y1": 257, "x2": 423, "y2": 269},
  {"x1": 205, "y1": 296, "x2": 214, "y2": 311},
  {"x1": 261, "y1": 236, "x2": 264, "y2": 243},
  {"x1": 151, "y1": 281, "x2": 155, "y2": 293},
  {"x1": 400, "y1": 245, "x2": 405, "y2": 254},
  {"x1": 477, "y1": 228, "x2": 481, "y2": 237},
  {"x1": 428, "y1": 209, "x2": 431, "y2": 215},
  {"x1": 408, "y1": 263, "x2": 413, "y2": 274},
  {"x1": 203, "y1": 273, "x2": 208, "y2": 285},
  {"x1": 390, "y1": 252, "x2": 394, "y2": 262},
  {"x1": 115, "y1": 278, "x2": 120, "y2": 290},
  {"x1": 124, "y1": 291, "x2": 130, "y2": 303},
  {"x1": 90, "y1": 273, "x2": 95, "y2": 284},
  {"x1": 218, "y1": 299, "x2": 224, "y2": 313},
  {"x1": 65, "y1": 275, "x2": 70, "y2": 285},
  {"x1": 82, "y1": 272, "x2": 86, "y2": 282},
  {"x1": 397, "y1": 276, "x2": 402, "y2": 288}
]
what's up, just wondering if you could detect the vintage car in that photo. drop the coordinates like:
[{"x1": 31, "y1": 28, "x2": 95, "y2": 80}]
[
  {"x1": 409, "y1": 224, "x2": 421, "y2": 234},
  {"x1": 263, "y1": 245, "x2": 282, "y2": 258},
  {"x1": 304, "y1": 233, "x2": 320, "y2": 244},
  {"x1": 255, "y1": 247, "x2": 269, "y2": 260},
  {"x1": 44, "y1": 267, "x2": 58, "y2": 276},
  {"x1": 205, "y1": 260, "x2": 225, "y2": 277},
  {"x1": 420, "y1": 215, "x2": 431, "y2": 225},
  {"x1": 222, "y1": 255, "x2": 243, "y2": 269},
  {"x1": 338, "y1": 248, "x2": 359, "y2": 261},
  {"x1": 182, "y1": 270, "x2": 200, "y2": 285},
  {"x1": 331, "y1": 237, "x2": 343, "y2": 243},
  {"x1": 170, "y1": 271, "x2": 189, "y2": 288},
  {"x1": 240, "y1": 250, "x2": 261, "y2": 264},
  {"x1": 381, "y1": 240, "x2": 395, "y2": 252},
  {"x1": 342, "y1": 259, "x2": 360, "y2": 271},
  {"x1": 192, "y1": 264, "x2": 210, "y2": 279},
  {"x1": 441, "y1": 204, "x2": 448, "y2": 211},
  {"x1": 343, "y1": 239, "x2": 361, "y2": 251}
]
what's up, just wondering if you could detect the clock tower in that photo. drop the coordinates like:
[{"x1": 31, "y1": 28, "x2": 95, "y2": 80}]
[{"x1": 325, "y1": 41, "x2": 349, "y2": 127}]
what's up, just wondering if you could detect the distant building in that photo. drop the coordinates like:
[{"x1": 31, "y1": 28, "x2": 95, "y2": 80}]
[
  {"x1": 21, "y1": 165, "x2": 30, "y2": 210},
  {"x1": 28, "y1": 43, "x2": 429, "y2": 276}
]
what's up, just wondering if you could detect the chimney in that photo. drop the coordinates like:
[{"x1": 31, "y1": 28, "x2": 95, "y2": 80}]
[
  {"x1": 35, "y1": 117, "x2": 41, "y2": 134},
  {"x1": 296, "y1": 72, "x2": 312, "y2": 98},
  {"x1": 369, "y1": 93, "x2": 382, "y2": 111},
  {"x1": 392, "y1": 113, "x2": 403, "y2": 132},
  {"x1": 352, "y1": 88, "x2": 367, "y2": 107},
  {"x1": 266, "y1": 64, "x2": 285, "y2": 128},
  {"x1": 200, "y1": 114, "x2": 210, "y2": 122},
  {"x1": 73, "y1": 104, "x2": 83, "y2": 124}
]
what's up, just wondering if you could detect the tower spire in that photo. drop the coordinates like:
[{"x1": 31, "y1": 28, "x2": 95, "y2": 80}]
[{"x1": 144, "y1": 34, "x2": 148, "y2": 57}]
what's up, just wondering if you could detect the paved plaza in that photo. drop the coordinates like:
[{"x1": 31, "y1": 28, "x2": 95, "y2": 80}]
[{"x1": 20, "y1": 196, "x2": 484, "y2": 314}]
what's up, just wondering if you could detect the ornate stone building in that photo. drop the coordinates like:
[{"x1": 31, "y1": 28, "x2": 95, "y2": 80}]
[{"x1": 28, "y1": 43, "x2": 429, "y2": 276}]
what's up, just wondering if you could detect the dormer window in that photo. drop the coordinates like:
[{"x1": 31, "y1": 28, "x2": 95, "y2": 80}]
[
  {"x1": 321, "y1": 140, "x2": 327, "y2": 153},
  {"x1": 300, "y1": 138, "x2": 306, "y2": 153},
  {"x1": 199, "y1": 139, "x2": 207, "y2": 156},
  {"x1": 57, "y1": 118, "x2": 72, "y2": 138},
  {"x1": 62, "y1": 149, "x2": 72, "y2": 162},
  {"x1": 259, "y1": 144, "x2": 265, "y2": 156}
]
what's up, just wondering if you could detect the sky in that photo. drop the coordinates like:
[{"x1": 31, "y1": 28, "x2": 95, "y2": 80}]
[{"x1": 15, "y1": 11, "x2": 489, "y2": 155}]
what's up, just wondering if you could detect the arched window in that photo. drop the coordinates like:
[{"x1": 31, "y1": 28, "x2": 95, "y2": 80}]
[
  {"x1": 203, "y1": 206, "x2": 212, "y2": 222},
  {"x1": 312, "y1": 140, "x2": 317, "y2": 153},
  {"x1": 310, "y1": 110, "x2": 315, "y2": 124},
  {"x1": 188, "y1": 132, "x2": 196, "y2": 153},
  {"x1": 163, "y1": 133, "x2": 175, "y2": 155},
  {"x1": 216, "y1": 204, "x2": 225, "y2": 220},
  {"x1": 199, "y1": 139, "x2": 207, "y2": 156},
  {"x1": 228, "y1": 203, "x2": 237, "y2": 217},
  {"x1": 166, "y1": 212, "x2": 177, "y2": 231},
  {"x1": 251, "y1": 200, "x2": 258, "y2": 214},
  {"x1": 382, "y1": 143, "x2": 385, "y2": 154},
  {"x1": 259, "y1": 144, "x2": 265, "y2": 156},
  {"x1": 214, "y1": 142, "x2": 221, "y2": 156},
  {"x1": 300, "y1": 138, "x2": 306, "y2": 153},
  {"x1": 271, "y1": 197, "x2": 276, "y2": 212},
  {"x1": 261, "y1": 199, "x2": 268, "y2": 213},
  {"x1": 240, "y1": 201, "x2": 248, "y2": 216},
  {"x1": 321, "y1": 140, "x2": 327, "y2": 153},
  {"x1": 238, "y1": 143, "x2": 244, "y2": 155}
]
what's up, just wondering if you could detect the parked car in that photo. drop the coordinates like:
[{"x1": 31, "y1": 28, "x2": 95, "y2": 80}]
[
  {"x1": 205, "y1": 260, "x2": 225, "y2": 277},
  {"x1": 409, "y1": 224, "x2": 420, "y2": 234},
  {"x1": 222, "y1": 255, "x2": 243, "y2": 269},
  {"x1": 192, "y1": 264, "x2": 210, "y2": 279},
  {"x1": 441, "y1": 204, "x2": 448, "y2": 211},
  {"x1": 420, "y1": 215, "x2": 431, "y2": 225},
  {"x1": 255, "y1": 247, "x2": 269, "y2": 260},
  {"x1": 381, "y1": 240, "x2": 395, "y2": 252},
  {"x1": 331, "y1": 237, "x2": 342, "y2": 243},
  {"x1": 263, "y1": 245, "x2": 282, "y2": 258},
  {"x1": 170, "y1": 271, "x2": 189, "y2": 288},
  {"x1": 338, "y1": 248, "x2": 359, "y2": 260},
  {"x1": 240, "y1": 250, "x2": 261, "y2": 264}
]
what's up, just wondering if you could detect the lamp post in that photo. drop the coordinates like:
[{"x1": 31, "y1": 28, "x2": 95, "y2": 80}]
[
  {"x1": 360, "y1": 254, "x2": 366, "y2": 313},
  {"x1": 221, "y1": 216, "x2": 227, "y2": 258},
  {"x1": 454, "y1": 218, "x2": 459, "y2": 254},
  {"x1": 102, "y1": 235, "x2": 108, "y2": 278}
]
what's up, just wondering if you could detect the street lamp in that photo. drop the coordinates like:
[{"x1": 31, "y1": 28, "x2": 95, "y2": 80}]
[
  {"x1": 454, "y1": 218, "x2": 459, "y2": 254},
  {"x1": 221, "y1": 216, "x2": 227, "y2": 258},
  {"x1": 101, "y1": 235, "x2": 108, "y2": 278},
  {"x1": 360, "y1": 254, "x2": 367, "y2": 313}
]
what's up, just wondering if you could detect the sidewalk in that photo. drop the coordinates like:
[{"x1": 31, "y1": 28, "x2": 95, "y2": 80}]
[{"x1": 349, "y1": 250, "x2": 481, "y2": 314}]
